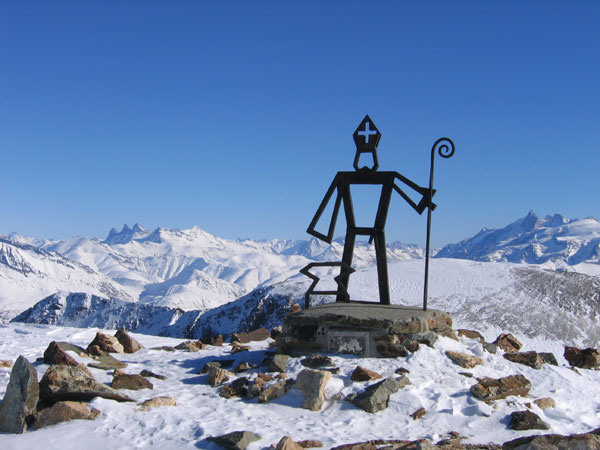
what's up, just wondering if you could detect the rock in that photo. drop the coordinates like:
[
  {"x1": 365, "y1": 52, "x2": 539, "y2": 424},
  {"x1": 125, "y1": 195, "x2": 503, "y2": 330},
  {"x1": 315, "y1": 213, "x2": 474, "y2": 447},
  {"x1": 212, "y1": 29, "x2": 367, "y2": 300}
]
[
  {"x1": 493, "y1": 333, "x2": 522, "y2": 353},
  {"x1": 351, "y1": 366, "x2": 383, "y2": 382},
  {"x1": 54, "y1": 342, "x2": 88, "y2": 357},
  {"x1": 140, "y1": 369, "x2": 166, "y2": 380},
  {"x1": 503, "y1": 351, "x2": 545, "y2": 370},
  {"x1": 112, "y1": 369, "x2": 153, "y2": 390},
  {"x1": 0, "y1": 355, "x2": 39, "y2": 433},
  {"x1": 207, "y1": 366, "x2": 234, "y2": 387},
  {"x1": 34, "y1": 401, "x2": 100, "y2": 428},
  {"x1": 138, "y1": 396, "x2": 176, "y2": 411},
  {"x1": 564, "y1": 346, "x2": 600, "y2": 369},
  {"x1": 271, "y1": 326, "x2": 283, "y2": 340},
  {"x1": 39, "y1": 364, "x2": 134, "y2": 404},
  {"x1": 269, "y1": 354, "x2": 291, "y2": 372},
  {"x1": 470, "y1": 374, "x2": 531, "y2": 402},
  {"x1": 258, "y1": 379, "x2": 295, "y2": 403},
  {"x1": 174, "y1": 340, "x2": 205, "y2": 352},
  {"x1": 482, "y1": 343, "x2": 498, "y2": 354},
  {"x1": 114, "y1": 327, "x2": 143, "y2": 353},
  {"x1": 408, "y1": 331, "x2": 437, "y2": 348},
  {"x1": 87, "y1": 354, "x2": 127, "y2": 370},
  {"x1": 534, "y1": 397, "x2": 556, "y2": 410},
  {"x1": 459, "y1": 372, "x2": 474, "y2": 378},
  {"x1": 232, "y1": 328, "x2": 270, "y2": 343},
  {"x1": 290, "y1": 304, "x2": 301, "y2": 315},
  {"x1": 274, "y1": 436, "x2": 304, "y2": 450},
  {"x1": 204, "y1": 334, "x2": 224, "y2": 347},
  {"x1": 395, "y1": 367, "x2": 410, "y2": 375},
  {"x1": 330, "y1": 443, "x2": 378, "y2": 450},
  {"x1": 376, "y1": 343, "x2": 409, "y2": 358},
  {"x1": 300, "y1": 354, "x2": 334, "y2": 369},
  {"x1": 207, "y1": 430, "x2": 262, "y2": 450},
  {"x1": 257, "y1": 372, "x2": 274, "y2": 382},
  {"x1": 457, "y1": 329, "x2": 485, "y2": 342},
  {"x1": 445, "y1": 350, "x2": 484, "y2": 369},
  {"x1": 200, "y1": 360, "x2": 236, "y2": 374},
  {"x1": 86, "y1": 332, "x2": 124, "y2": 355},
  {"x1": 503, "y1": 427, "x2": 600, "y2": 449},
  {"x1": 0, "y1": 359, "x2": 14, "y2": 368},
  {"x1": 234, "y1": 362, "x2": 251, "y2": 373},
  {"x1": 231, "y1": 342, "x2": 251, "y2": 354},
  {"x1": 44, "y1": 341, "x2": 81, "y2": 367},
  {"x1": 296, "y1": 440, "x2": 324, "y2": 448},
  {"x1": 150, "y1": 346, "x2": 175, "y2": 352},
  {"x1": 538, "y1": 352, "x2": 558, "y2": 366},
  {"x1": 296, "y1": 369, "x2": 331, "y2": 411},
  {"x1": 247, "y1": 376, "x2": 265, "y2": 399},
  {"x1": 352, "y1": 376, "x2": 410, "y2": 413},
  {"x1": 220, "y1": 377, "x2": 250, "y2": 399},
  {"x1": 410, "y1": 407, "x2": 427, "y2": 420},
  {"x1": 509, "y1": 410, "x2": 549, "y2": 431}
]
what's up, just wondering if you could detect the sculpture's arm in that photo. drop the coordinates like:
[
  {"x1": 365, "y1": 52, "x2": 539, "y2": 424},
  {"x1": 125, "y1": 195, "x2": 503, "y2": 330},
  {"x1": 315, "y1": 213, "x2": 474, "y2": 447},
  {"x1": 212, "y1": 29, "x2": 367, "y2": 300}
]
[
  {"x1": 306, "y1": 175, "x2": 342, "y2": 244},
  {"x1": 393, "y1": 172, "x2": 436, "y2": 215}
]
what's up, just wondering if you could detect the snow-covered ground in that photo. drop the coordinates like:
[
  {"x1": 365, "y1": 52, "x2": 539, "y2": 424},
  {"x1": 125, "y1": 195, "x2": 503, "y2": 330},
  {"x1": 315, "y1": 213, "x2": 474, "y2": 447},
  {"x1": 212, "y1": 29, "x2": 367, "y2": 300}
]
[{"x1": 1, "y1": 322, "x2": 600, "y2": 449}]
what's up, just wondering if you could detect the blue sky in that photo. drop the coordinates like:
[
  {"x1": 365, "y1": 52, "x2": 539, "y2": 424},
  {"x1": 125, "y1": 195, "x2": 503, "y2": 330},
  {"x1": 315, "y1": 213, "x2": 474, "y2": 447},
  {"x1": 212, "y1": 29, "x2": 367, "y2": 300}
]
[{"x1": 1, "y1": 1, "x2": 599, "y2": 247}]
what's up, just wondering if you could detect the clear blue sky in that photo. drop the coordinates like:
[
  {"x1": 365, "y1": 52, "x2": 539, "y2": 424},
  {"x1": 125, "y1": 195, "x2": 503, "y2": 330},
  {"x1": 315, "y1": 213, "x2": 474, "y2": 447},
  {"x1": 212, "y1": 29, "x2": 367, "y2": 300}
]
[{"x1": 1, "y1": 1, "x2": 599, "y2": 247}]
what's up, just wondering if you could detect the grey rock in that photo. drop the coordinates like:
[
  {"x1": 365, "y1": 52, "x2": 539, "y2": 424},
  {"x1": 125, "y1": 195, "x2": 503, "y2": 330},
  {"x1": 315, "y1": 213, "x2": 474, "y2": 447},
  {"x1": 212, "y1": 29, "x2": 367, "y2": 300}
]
[
  {"x1": 112, "y1": 369, "x2": 153, "y2": 390},
  {"x1": 220, "y1": 377, "x2": 250, "y2": 399},
  {"x1": 232, "y1": 328, "x2": 270, "y2": 343},
  {"x1": 55, "y1": 342, "x2": 88, "y2": 357},
  {"x1": 482, "y1": 343, "x2": 498, "y2": 354},
  {"x1": 207, "y1": 366, "x2": 234, "y2": 387},
  {"x1": 296, "y1": 369, "x2": 331, "y2": 411},
  {"x1": 0, "y1": 355, "x2": 39, "y2": 433},
  {"x1": 269, "y1": 354, "x2": 291, "y2": 372},
  {"x1": 200, "y1": 359, "x2": 235, "y2": 374},
  {"x1": 508, "y1": 410, "x2": 550, "y2": 431},
  {"x1": 140, "y1": 369, "x2": 166, "y2": 380},
  {"x1": 538, "y1": 352, "x2": 558, "y2": 366},
  {"x1": 88, "y1": 354, "x2": 127, "y2": 370},
  {"x1": 258, "y1": 379, "x2": 294, "y2": 403},
  {"x1": 300, "y1": 354, "x2": 334, "y2": 369},
  {"x1": 207, "y1": 430, "x2": 262, "y2": 450},
  {"x1": 352, "y1": 376, "x2": 410, "y2": 413},
  {"x1": 503, "y1": 427, "x2": 600, "y2": 449},
  {"x1": 34, "y1": 401, "x2": 100, "y2": 429},
  {"x1": 503, "y1": 351, "x2": 545, "y2": 370}
]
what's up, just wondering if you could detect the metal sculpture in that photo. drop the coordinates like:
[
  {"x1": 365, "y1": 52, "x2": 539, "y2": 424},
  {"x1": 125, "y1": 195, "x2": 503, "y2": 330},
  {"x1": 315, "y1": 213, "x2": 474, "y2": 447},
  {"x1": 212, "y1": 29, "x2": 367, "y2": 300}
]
[{"x1": 303, "y1": 115, "x2": 437, "y2": 307}]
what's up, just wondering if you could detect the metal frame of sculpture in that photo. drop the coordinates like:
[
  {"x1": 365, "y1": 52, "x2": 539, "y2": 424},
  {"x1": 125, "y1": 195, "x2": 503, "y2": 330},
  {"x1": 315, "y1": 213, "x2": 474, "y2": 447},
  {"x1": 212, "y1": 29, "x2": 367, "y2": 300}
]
[{"x1": 302, "y1": 115, "x2": 454, "y2": 311}]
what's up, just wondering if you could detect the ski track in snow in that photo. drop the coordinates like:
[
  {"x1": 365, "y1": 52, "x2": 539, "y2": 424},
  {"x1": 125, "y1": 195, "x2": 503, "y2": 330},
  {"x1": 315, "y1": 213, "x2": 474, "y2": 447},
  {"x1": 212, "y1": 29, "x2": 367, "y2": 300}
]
[{"x1": 2, "y1": 323, "x2": 600, "y2": 449}]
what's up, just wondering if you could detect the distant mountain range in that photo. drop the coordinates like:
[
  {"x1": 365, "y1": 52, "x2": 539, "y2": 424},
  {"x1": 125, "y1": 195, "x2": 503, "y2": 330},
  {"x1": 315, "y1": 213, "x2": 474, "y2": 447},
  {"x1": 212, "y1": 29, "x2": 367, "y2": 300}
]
[{"x1": 2, "y1": 211, "x2": 599, "y2": 325}]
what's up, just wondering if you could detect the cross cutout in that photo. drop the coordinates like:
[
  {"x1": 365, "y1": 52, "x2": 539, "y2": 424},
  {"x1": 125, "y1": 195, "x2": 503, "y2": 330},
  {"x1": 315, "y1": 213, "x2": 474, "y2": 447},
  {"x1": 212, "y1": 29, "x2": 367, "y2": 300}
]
[{"x1": 358, "y1": 121, "x2": 377, "y2": 144}]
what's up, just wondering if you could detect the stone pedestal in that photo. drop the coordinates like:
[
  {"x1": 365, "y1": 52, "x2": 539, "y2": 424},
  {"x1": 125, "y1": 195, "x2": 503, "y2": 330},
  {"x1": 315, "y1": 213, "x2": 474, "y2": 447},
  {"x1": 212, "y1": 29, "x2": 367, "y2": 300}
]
[{"x1": 276, "y1": 303, "x2": 453, "y2": 358}]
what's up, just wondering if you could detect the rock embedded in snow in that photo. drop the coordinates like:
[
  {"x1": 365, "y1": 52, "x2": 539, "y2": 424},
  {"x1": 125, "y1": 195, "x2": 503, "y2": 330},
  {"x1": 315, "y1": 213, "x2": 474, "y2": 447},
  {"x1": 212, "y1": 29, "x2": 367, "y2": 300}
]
[
  {"x1": 503, "y1": 351, "x2": 545, "y2": 369},
  {"x1": 34, "y1": 401, "x2": 100, "y2": 428},
  {"x1": 269, "y1": 354, "x2": 291, "y2": 372},
  {"x1": 350, "y1": 365, "x2": 382, "y2": 382},
  {"x1": 273, "y1": 436, "x2": 304, "y2": 450},
  {"x1": 206, "y1": 430, "x2": 262, "y2": 450},
  {"x1": 174, "y1": 340, "x2": 205, "y2": 352},
  {"x1": 88, "y1": 354, "x2": 127, "y2": 371},
  {"x1": 504, "y1": 428, "x2": 600, "y2": 449},
  {"x1": 296, "y1": 439, "x2": 324, "y2": 448},
  {"x1": 351, "y1": 376, "x2": 410, "y2": 414},
  {"x1": 410, "y1": 407, "x2": 427, "y2": 420},
  {"x1": 508, "y1": 410, "x2": 550, "y2": 431},
  {"x1": 39, "y1": 364, "x2": 134, "y2": 404},
  {"x1": 534, "y1": 397, "x2": 556, "y2": 410},
  {"x1": 445, "y1": 350, "x2": 484, "y2": 369},
  {"x1": 538, "y1": 352, "x2": 558, "y2": 366},
  {"x1": 86, "y1": 332, "x2": 124, "y2": 355},
  {"x1": 114, "y1": 327, "x2": 143, "y2": 353},
  {"x1": 300, "y1": 354, "x2": 334, "y2": 369},
  {"x1": 493, "y1": 333, "x2": 523, "y2": 353},
  {"x1": 139, "y1": 369, "x2": 166, "y2": 380},
  {"x1": 112, "y1": 369, "x2": 153, "y2": 390},
  {"x1": 207, "y1": 366, "x2": 234, "y2": 387},
  {"x1": 0, "y1": 359, "x2": 14, "y2": 367},
  {"x1": 232, "y1": 327, "x2": 270, "y2": 344},
  {"x1": 138, "y1": 396, "x2": 176, "y2": 411},
  {"x1": 220, "y1": 377, "x2": 250, "y2": 399},
  {"x1": 0, "y1": 355, "x2": 38, "y2": 433},
  {"x1": 564, "y1": 346, "x2": 600, "y2": 369},
  {"x1": 470, "y1": 374, "x2": 531, "y2": 402},
  {"x1": 457, "y1": 329, "x2": 485, "y2": 342},
  {"x1": 43, "y1": 341, "x2": 81, "y2": 367},
  {"x1": 258, "y1": 379, "x2": 294, "y2": 403},
  {"x1": 296, "y1": 369, "x2": 331, "y2": 411}
]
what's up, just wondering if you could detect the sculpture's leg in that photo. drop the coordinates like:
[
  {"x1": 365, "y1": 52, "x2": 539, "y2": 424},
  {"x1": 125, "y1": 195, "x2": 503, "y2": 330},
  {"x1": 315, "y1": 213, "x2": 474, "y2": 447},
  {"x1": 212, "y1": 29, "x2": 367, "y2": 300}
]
[
  {"x1": 337, "y1": 230, "x2": 355, "y2": 302},
  {"x1": 374, "y1": 229, "x2": 390, "y2": 305}
]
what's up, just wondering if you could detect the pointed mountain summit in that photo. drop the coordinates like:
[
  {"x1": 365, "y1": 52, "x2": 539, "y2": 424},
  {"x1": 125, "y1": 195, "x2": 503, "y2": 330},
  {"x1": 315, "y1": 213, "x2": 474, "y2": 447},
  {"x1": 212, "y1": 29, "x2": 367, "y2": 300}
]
[{"x1": 103, "y1": 223, "x2": 151, "y2": 245}]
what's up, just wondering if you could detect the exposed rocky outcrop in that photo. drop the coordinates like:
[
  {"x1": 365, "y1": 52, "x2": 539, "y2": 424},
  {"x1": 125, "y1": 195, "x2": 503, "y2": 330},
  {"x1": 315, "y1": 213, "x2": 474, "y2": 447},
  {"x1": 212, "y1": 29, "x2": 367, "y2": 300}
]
[{"x1": 0, "y1": 355, "x2": 38, "y2": 433}]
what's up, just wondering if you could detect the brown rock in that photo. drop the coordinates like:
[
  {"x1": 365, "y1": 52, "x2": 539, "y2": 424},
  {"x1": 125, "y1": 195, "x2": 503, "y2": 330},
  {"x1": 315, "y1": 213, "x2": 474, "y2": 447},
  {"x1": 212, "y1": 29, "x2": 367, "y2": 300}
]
[
  {"x1": 564, "y1": 346, "x2": 600, "y2": 369},
  {"x1": 290, "y1": 304, "x2": 301, "y2": 315},
  {"x1": 508, "y1": 410, "x2": 549, "y2": 431},
  {"x1": 457, "y1": 329, "x2": 485, "y2": 342},
  {"x1": 258, "y1": 379, "x2": 294, "y2": 403},
  {"x1": 114, "y1": 327, "x2": 143, "y2": 353},
  {"x1": 445, "y1": 350, "x2": 484, "y2": 369},
  {"x1": 247, "y1": 376, "x2": 265, "y2": 399},
  {"x1": 0, "y1": 359, "x2": 14, "y2": 368},
  {"x1": 112, "y1": 369, "x2": 153, "y2": 390},
  {"x1": 34, "y1": 401, "x2": 100, "y2": 428},
  {"x1": 410, "y1": 407, "x2": 427, "y2": 420},
  {"x1": 139, "y1": 369, "x2": 166, "y2": 380},
  {"x1": 274, "y1": 436, "x2": 304, "y2": 450},
  {"x1": 207, "y1": 366, "x2": 233, "y2": 387},
  {"x1": 539, "y1": 352, "x2": 558, "y2": 366},
  {"x1": 257, "y1": 372, "x2": 274, "y2": 382},
  {"x1": 503, "y1": 351, "x2": 544, "y2": 370},
  {"x1": 234, "y1": 362, "x2": 252, "y2": 373},
  {"x1": 220, "y1": 377, "x2": 250, "y2": 399},
  {"x1": 0, "y1": 355, "x2": 38, "y2": 433},
  {"x1": 493, "y1": 333, "x2": 522, "y2": 353},
  {"x1": 138, "y1": 396, "x2": 176, "y2": 411},
  {"x1": 330, "y1": 443, "x2": 378, "y2": 450},
  {"x1": 44, "y1": 341, "x2": 81, "y2": 367},
  {"x1": 470, "y1": 374, "x2": 531, "y2": 402},
  {"x1": 376, "y1": 343, "x2": 409, "y2": 358},
  {"x1": 300, "y1": 354, "x2": 334, "y2": 369},
  {"x1": 269, "y1": 354, "x2": 291, "y2": 372},
  {"x1": 296, "y1": 369, "x2": 331, "y2": 411},
  {"x1": 231, "y1": 342, "x2": 251, "y2": 354},
  {"x1": 297, "y1": 440, "x2": 324, "y2": 448},
  {"x1": 503, "y1": 427, "x2": 600, "y2": 449},
  {"x1": 208, "y1": 431, "x2": 262, "y2": 449},
  {"x1": 233, "y1": 328, "x2": 270, "y2": 343},
  {"x1": 87, "y1": 354, "x2": 127, "y2": 371},
  {"x1": 86, "y1": 332, "x2": 124, "y2": 355},
  {"x1": 174, "y1": 340, "x2": 205, "y2": 352},
  {"x1": 534, "y1": 397, "x2": 556, "y2": 410},
  {"x1": 351, "y1": 366, "x2": 383, "y2": 382}
]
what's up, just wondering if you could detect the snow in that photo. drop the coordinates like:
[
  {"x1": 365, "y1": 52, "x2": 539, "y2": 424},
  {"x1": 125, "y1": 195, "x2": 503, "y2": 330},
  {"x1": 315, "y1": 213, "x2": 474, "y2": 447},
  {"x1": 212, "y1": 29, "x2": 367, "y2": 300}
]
[{"x1": 1, "y1": 322, "x2": 600, "y2": 449}]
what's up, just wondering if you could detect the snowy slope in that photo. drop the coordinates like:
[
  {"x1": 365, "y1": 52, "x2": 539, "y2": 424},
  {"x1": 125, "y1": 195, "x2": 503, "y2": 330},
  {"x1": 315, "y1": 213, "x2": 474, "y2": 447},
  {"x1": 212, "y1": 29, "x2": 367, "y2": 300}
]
[
  {"x1": 0, "y1": 238, "x2": 133, "y2": 322},
  {"x1": 436, "y1": 211, "x2": 600, "y2": 276},
  {"x1": 1, "y1": 322, "x2": 600, "y2": 449},
  {"x1": 14, "y1": 259, "x2": 600, "y2": 347}
]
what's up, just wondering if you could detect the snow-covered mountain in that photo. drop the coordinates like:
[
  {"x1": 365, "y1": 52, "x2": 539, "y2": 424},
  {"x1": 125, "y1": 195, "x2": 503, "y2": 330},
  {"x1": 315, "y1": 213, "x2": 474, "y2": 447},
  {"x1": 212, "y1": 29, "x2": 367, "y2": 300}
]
[
  {"x1": 436, "y1": 211, "x2": 600, "y2": 275},
  {"x1": 0, "y1": 237, "x2": 133, "y2": 322},
  {"x1": 14, "y1": 259, "x2": 600, "y2": 346}
]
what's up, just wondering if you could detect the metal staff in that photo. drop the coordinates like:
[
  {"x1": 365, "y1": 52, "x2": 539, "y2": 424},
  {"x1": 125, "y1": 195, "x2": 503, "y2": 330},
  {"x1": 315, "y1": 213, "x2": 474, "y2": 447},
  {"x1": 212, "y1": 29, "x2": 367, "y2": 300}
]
[{"x1": 423, "y1": 137, "x2": 455, "y2": 311}]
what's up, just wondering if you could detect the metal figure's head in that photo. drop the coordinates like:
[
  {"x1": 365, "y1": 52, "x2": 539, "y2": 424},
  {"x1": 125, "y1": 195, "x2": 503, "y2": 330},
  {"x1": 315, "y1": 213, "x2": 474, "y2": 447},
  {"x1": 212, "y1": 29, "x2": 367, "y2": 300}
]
[{"x1": 352, "y1": 115, "x2": 381, "y2": 174}]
